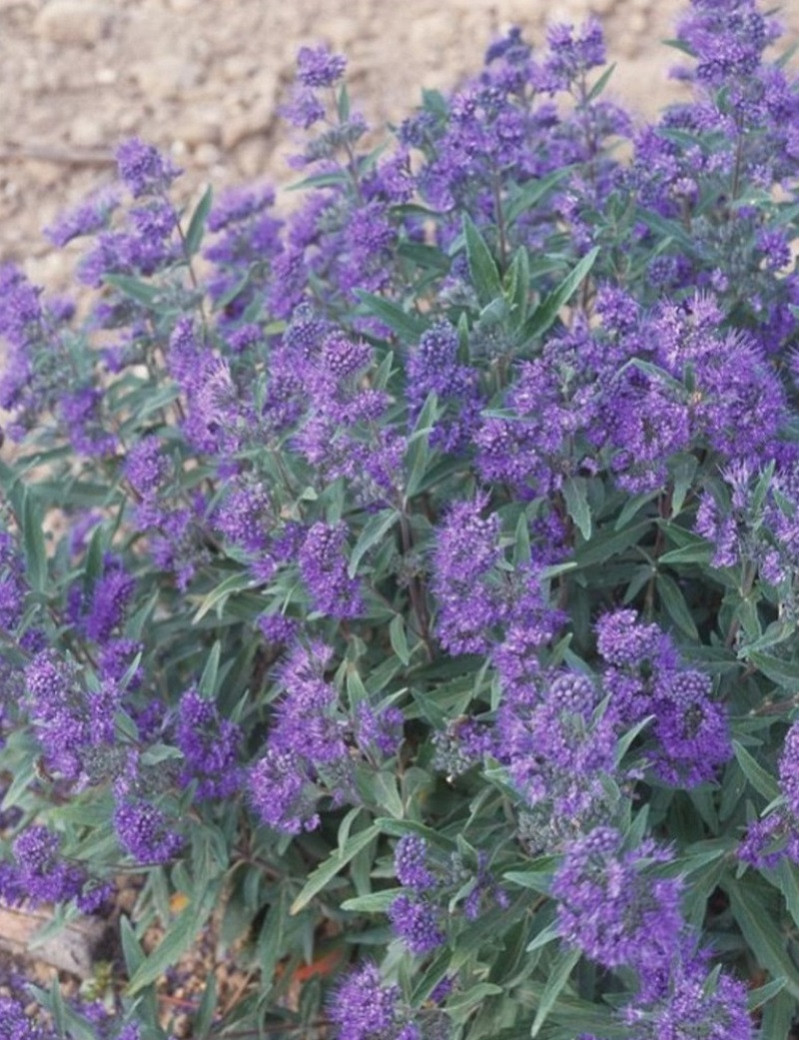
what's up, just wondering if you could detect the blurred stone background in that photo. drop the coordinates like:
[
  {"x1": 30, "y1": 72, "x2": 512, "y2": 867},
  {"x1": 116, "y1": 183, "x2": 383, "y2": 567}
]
[{"x1": 0, "y1": 0, "x2": 797, "y2": 289}]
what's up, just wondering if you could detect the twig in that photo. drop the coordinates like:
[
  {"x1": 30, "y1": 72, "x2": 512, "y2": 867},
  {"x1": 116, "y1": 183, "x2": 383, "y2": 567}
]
[{"x1": 0, "y1": 144, "x2": 115, "y2": 167}]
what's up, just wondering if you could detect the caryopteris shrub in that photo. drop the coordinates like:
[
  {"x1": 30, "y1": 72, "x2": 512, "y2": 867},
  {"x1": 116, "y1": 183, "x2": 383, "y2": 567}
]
[{"x1": 0, "y1": 1, "x2": 797, "y2": 1037}]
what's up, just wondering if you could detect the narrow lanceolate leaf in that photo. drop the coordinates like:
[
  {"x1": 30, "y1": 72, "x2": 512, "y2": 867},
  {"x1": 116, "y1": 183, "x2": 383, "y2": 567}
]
[
  {"x1": 183, "y1": 185, "x2": 213, "y2": 257},
  {"x1": 289, "y1": 823, "x2": 380, "y2": 915},
  {"x1": 562, "y1": 475, "x2": 592, "y2": 541},
  {"x1": 463, "y1": 212, "x2": 503, "y2": 306},
  {"x1": 348, "y1": 509, "x2": 399, "y2": 578},
  {"x1": 192, "y1": 572, "x2": 254, "y2": 623},
  {"x1": 354, "y1": 290, "x2": 427, "y2": 342},
  {"x1": 126, "y1": 880, "x2": 221, "y2": 995},
  {"x1": 103, "y1": 273, "x2": 160, "y2": 306},
  {"x1": 656, "y1": 573, "x2": 698, "y2": 639},
  {"x1": 341, "y1": 888, "x2": 404, "y2": 913},
  {"x1": 724, "y1": 879, "x2": 798, "y2": 998},
  {"x1": 530, "y1": 947, "x2": 581, "y2": 1037},
  {"x1": 22, "y1": 490, "x2": 47, "y2": 593},
  {"x1": 732, "y1": 741, "x2": 781, "y2": 802},
  {"x1": 522, "y1": 246, "x2": 599, "y2": 341}
]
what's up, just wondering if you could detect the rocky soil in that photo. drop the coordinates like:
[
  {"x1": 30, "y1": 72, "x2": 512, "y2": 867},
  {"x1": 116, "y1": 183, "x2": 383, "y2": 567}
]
[{"x1": 4, "y1": 0, "x2": 795, "y2": 292}]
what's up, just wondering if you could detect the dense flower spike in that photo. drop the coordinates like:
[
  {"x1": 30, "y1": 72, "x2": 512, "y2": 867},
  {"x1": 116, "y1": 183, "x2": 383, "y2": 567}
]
[
  {"x1": 329, "y1": 963, "x2": 415, "y2": 1040},
  {"x1": 552, "y1": 827, "x2": 683, "y2": 978}
]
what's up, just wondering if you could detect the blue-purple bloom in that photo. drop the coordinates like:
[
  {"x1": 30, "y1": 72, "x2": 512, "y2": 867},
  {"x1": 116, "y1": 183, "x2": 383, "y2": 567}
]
[
  {"x1": 432, "y1": 495, "x2": 506, "y2": 655},
  {"x1": 175, "y1": 688, "x2": 242, "y2": 801},
  {"x1": 116, "y1": 138, "x2": 181, "y2": 198},
  {"x1": 552, "y1": 826, "x2": 683, "y2": 978},
  {"x1": 388, "y1": 893, "x2": 445, "y2": 955},
  {"x1": 329, "y1": 963, "x2": 415, "y2": 1040},
  {"x1": 299, "y1": 522, "x2": 362, "y2": 619}
]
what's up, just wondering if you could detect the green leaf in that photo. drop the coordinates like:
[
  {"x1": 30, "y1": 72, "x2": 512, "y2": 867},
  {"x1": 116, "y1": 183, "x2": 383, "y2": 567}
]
[
  {"x1": 193, "y1": 972, "x2": 217, "y2": 1037},
  {"x1": 585, "y1": 62, "x2": 616, "y2": 103},
  {"x1": 404, "y1": 391, "x2": 439, "y2": 499},
  {"x1": 446, "y1": 983, "x2": 503, "y2": 1023},
  {"x1": 530, "y1": 947, "x2": 581, "y2": 1038},
  {"x1": 732, "y1": 741, "x2": 781, "y2": 802},
  {"x1": 776, "y1": 859, "x2": 799, "y2": 926},
  {"x1": 656, "y1": 573, "x2": 698, "y2": 639},
  {"x1": 257, "y1": 887, "x2": 289, "y2": 994},
  {"x1": 126, "y1": 881, "x2": 221, "y2": 995},
  {"x1": 724, "y1": 878, "x2": 798, "y2": 997},
  {"x1": 463, "y1": 213, "x2": 503, "y2": 306},
  {"x1": 574, "y1": 520, "x2": 652, "y2": 568},
  {"x1": 289, "y1": 823, "x2": 380, "y2": 915},
  {"x1": 614, "y1": 490, "x2": 658, "y2": 532},
  {"x1": 389, "y1": 614, "x2": 410, "y2": 666},
  {"x1": 198, "y1": 641, "x2": 222, "y2": 697},
  {"x1": 743, "y1": 650, "x2": 798, "y2": 689},
  {"x1": 636, "y1": 207, "x2": 698, "y2": 254},
  {"x1": 397, "y1": 241, "x2": 451, "y2": 273},
  {"x1": 658, "y1": 543, "x2": 713, "y2": 565},
  {"x1": 120, "y1": 916, "x2": 145, "y2": 976},
  {"x1": 371, "y1": 770, "x2": 404, "y2": 818},
  {"x1": 184, "y1": 185, "x2": 213, "y2": 257},
  {"x1": 341, "y1": 889, "x2": 403, "y2": 913},
  {"x1": 562, "y1": 476, "x2": 592, "y2": 541},
  {"x1": 747, "y1": 977, "x2": 787, "y2": 1010},
  {"x1": 22, "y1": 490, "x2": 47, "y2": 593},
  {"x1": 522, "y1": 247, "x2": 599, "y2": 341},
  {"x1": 669, "y1": 453, "x2": 698, "y2": 516},
  {"x1": 348, "y1": 509, "x2": 399, "y2": 578},
  {"x1": 525, "y1": 922, "x2": 560, "y2": 953},
  {"x1": 505, "y1": 246, "x2": 531, "y2": 328},
  {"x1": 192, "y1": 571, "x2": 254, "y2": 623},
  {"x1": 505, "y1": 168, "x2": 572, "y2": 224},
  {"x1": 376, "y1": 817, "x2": 456, "y2": 852},
  {"x1": 505, "y1": 862, "x2": 557, "y2": 896},
  {"x1": 354, "y1": 290, "x2": 426, "y2": 341},
  {"x1": 104, "y1": 273, "x2": 160, "y2": 306}
]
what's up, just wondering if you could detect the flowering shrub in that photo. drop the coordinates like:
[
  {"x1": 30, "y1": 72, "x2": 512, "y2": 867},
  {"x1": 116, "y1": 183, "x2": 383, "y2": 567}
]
[{"x1": 0, "y1": 2, "x2": 797, "y2": 1038}]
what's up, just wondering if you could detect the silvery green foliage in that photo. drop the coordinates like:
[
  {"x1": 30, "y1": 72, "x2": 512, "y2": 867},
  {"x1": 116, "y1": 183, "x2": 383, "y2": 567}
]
[{"x1": 0, "y1": 3, "x2": 796, "y2": 1037}]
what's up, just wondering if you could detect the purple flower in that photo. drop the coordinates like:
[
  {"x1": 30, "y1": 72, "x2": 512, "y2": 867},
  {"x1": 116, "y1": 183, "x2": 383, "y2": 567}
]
[
  {"x1": 543, "y1": 18, "x2": 606, "y2": 89},
  {"x1": 175, "y1": 688, "x2": 242, "y2": 801},
  {"x1": 83, "y1": 558, "x2": 136, "y2": 643},
  {"x1": 394, "y1": 835, "x2": 436, "y2": 892},
  {"x1": 432, "y1": 496, "x2": 506, "y2": 655},
  {"x1": 249, "y1": 642, "x2": 351, "y2": 834},
  {"x1": 498, "y1": 669, "x2": 616, "y2": 827},
  {"x1": 328, "y1": 963, "x2": 406, "y2": 1040},
  {"x1": 740, "y1": 723, "x2": 799, "y2": 867},
  {"x1": 116, "y1": 138, "x2": 181, "y2": 198},
  {"x1": 45, "y1": 187, "x2": 120, "y2": 247},
  {"x1": 214, "y1": 480, "x2": 273, "y2": 554},
  {"x1": 388, "y1": 894, "x2": 445, "y2": 955},
  {"x1": 595, "y1": 610, "x2": 666, "y2": 668},
  {"x1": 124, "y1": 435, "x2": 170, "y2": 498},
  {"x1": 552, "y1": 826, "x2": 683, "y2": 978},
  {"x1": 355, "y1": 702, "x2": 404, "y2": 758},
  {"x1": 113, "y1": 792, "x2": 183, "y2": 865},
  {"x1": 0, "y1": 531, "x2": 28, "y2": 633},
  {"x1": 296, "y1": 46, "x2": 347, "y2": 88},
  {"x1": 11, "y1": 826, "x2": 86, "y2": 906},
  {"x1": 299, "y1": 522, "x2": 362, "y2": 619},
  {"x1": 0, "y1": 994, "x2": 57, "y2": 1040},
  {"x1": 651, "y1": 670, "x2": 731, "y2": 787},
  {"x1": 24, "y1": 650, "x2": 120, "y2": 780},
  {"x1": 624, "y1": 946, "x2": 752, "y2": 1040},
  {"x1": 407, "y1": 322, "x2": 482, "y2": 454}
]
